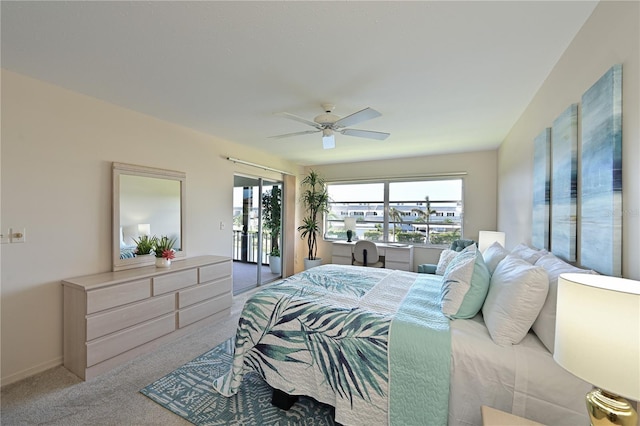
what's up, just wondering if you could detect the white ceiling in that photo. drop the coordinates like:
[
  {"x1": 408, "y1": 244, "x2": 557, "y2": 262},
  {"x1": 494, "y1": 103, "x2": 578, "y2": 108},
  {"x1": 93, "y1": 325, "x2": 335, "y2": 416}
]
[{"x1": 1, "y1": 1, "x2": 598, "y2": 166}]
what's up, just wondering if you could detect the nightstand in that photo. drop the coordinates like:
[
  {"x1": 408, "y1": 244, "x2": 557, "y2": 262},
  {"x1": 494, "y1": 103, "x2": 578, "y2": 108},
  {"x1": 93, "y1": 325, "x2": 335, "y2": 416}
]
[{"x1": 481, "y1": 406, "x2": 545, "y2": 426}]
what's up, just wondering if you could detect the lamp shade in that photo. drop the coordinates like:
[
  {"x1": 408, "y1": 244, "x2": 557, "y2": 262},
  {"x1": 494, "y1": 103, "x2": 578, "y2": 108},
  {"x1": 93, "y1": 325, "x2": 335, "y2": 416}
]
[
  {"x1": 477, "y1": 231, "x2": 505, "y2": 253},
  {"x1": 137, "y1": 223, "x2": 151, "y2": 236},
  {"x1": 344, "y1": 217, "x2": 357, "y2": 231},
  {"x1": 554, "y1": 273, "x2": 640, "y2": 401}
]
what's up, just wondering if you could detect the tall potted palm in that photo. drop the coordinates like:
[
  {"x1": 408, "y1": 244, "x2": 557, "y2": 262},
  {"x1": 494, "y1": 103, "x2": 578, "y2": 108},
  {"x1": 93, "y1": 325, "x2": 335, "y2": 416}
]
[
  {"x1": 261, "y1": 186, "x2": 282, "y2": 274},
  {"x1": 298, "y1": 170, "x2": 330, "y2": 269}
]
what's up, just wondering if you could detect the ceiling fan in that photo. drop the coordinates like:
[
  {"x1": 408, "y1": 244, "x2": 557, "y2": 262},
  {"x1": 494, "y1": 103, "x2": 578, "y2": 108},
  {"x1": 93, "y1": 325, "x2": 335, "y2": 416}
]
[{"x1": 269, "y1": 103, "x2": 390, "y2": 149}]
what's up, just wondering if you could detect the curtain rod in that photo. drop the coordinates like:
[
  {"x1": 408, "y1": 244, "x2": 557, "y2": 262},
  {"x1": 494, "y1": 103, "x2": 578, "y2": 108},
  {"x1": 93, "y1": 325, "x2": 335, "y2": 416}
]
[
  {"x1": 226, "y1": 157, "x2": 294, "y2": 175},
  {"x1": 327, "y1": 171, "x2": 468, "y2": 183}
]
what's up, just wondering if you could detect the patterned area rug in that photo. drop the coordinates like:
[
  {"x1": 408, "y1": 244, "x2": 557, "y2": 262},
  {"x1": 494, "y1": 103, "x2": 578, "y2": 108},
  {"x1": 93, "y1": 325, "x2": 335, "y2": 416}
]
[{"x1": 140, "y1": 338, "x2": 336, "y2": 425}]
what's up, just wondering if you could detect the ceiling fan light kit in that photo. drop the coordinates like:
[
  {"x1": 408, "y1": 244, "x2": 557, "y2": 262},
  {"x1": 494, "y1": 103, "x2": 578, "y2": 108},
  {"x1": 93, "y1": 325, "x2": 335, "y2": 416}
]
[
  {"x1": 322, "y1": 129, "x2": 335, "y2": 149},
  {"x1": 270, "y1": 103, "x2": 390, "y2": 149}
]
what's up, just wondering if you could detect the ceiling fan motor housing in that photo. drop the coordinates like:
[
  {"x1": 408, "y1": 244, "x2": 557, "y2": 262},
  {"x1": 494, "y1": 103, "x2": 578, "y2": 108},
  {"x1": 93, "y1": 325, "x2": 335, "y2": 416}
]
[{"x1": 314, "y1": 113, "x2": 340, "y2": 126}]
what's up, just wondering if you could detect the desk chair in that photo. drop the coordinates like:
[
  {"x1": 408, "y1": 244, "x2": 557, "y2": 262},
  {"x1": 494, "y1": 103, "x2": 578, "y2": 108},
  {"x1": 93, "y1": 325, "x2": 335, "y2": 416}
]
[{"x1": 352, "y1": 240, "x2": 384, "y2": 268}]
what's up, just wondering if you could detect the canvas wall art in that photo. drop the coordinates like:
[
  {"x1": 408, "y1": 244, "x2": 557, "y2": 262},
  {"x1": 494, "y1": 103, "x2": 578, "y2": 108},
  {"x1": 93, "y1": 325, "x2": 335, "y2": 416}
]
[
  {"x1": 551, "y1": 104, "x2": 578, "y2": 262},
  {"x1": 580, "y1": 64, "x2": 622, "y2": 277},
  {"x1": 532, "y1": 128, "x2": 551, "y2": 250}
]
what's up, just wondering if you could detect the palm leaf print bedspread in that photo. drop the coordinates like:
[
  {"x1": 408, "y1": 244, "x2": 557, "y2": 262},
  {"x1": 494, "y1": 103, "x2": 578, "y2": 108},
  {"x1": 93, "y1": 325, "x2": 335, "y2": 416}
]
[{"x1": 213, "y1": 264, "x2": 450, "y2": 425}]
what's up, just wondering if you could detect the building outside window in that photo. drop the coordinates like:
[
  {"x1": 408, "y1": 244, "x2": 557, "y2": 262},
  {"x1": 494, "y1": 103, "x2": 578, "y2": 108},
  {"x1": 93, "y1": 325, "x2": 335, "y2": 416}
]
[{"x1": 324, "y1": 178, "x2": 463, "y2": 245}]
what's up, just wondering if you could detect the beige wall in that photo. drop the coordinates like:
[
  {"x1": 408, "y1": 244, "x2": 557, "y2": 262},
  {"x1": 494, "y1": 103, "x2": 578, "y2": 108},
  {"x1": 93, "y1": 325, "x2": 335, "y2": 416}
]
[
  {"x1": 306, "y1": 150, "x2": 498, "y2": 271},
  {"x1": 0, "y1": 70, "x2": 301, "y2": 385},
  {"x1": 498, "y1": 1, "x2": 639, "y2": 279}
]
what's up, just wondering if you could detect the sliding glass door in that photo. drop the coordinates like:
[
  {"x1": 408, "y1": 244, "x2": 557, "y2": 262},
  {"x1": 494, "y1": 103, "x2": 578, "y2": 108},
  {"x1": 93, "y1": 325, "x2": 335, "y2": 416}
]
[{"x1": 232, "y1": 175, "x2": 282, "y2": 295}]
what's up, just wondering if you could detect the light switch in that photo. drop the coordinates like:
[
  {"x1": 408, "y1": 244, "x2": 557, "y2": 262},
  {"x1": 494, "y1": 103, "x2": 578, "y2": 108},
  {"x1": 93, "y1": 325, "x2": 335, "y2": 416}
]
[
  {"x1": 0, "y1": 229, "x2": 9, "y2": 244},
  {"x1": 219, "y1": 221, "x2": 225, "y2": 230}
]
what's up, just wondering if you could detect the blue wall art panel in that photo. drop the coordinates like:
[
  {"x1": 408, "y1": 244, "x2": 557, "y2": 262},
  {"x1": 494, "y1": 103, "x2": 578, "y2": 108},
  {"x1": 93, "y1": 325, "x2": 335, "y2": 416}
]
[
  {"x1": 580, "y1": 64, "x2": 622, "y2": 276},
  {"x1": 532, "y1": 128, "x2": 551, "y2": 250},
  {"x1": 551, "y1": 104, "x2": 578, "y2": 262}
]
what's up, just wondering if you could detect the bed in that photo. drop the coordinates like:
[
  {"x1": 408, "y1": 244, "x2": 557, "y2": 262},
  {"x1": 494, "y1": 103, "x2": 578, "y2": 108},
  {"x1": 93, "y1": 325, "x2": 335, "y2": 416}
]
[{"x1": 213, "y1": 244, "x2": 592, "y2": 426}]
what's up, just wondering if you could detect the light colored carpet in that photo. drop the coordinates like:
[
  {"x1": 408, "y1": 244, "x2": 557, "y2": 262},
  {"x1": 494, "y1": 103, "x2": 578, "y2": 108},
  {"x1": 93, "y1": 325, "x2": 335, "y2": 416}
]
[{"x1": 0, "y1": 290, "x2": 257, "y2": 425}]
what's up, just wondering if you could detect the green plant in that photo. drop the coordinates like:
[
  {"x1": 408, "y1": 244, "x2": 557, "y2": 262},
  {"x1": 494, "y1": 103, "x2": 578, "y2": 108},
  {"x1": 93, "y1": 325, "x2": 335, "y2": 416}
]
[
  {"x1": 261, "y1": 186, "x2": 282, "y2": 257},
  {"x1": 297, "y1": 170, "x2": 330, "y2": 261},
  {"x1": 133, "y1": 235, "x2": 156, "y2": 255},
  {"x1": 411, "y1": 196, "x2": 437, "y2": 241},
  {"x1": 154, "y1": 235, "x2": 177, "y2": 258},
  {"x1": 396, "y1": 231, "x2": 426, "y2": 243}
]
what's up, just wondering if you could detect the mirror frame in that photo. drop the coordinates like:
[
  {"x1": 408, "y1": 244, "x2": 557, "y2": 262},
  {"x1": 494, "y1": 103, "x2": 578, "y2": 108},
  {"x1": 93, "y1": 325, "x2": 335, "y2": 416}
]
[{"x1": 112, "y1": 162, "x2": 186, "y2": 271}]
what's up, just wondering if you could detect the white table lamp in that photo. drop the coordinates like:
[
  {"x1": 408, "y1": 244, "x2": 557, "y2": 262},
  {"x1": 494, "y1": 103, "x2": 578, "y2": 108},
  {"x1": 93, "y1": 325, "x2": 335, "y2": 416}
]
[
  {"x1": 344, "y1": 217, "x2": 357, "y2": 242},
  {"x1": 478, "y1": 231, "x2": 506, "y2": 253},
  {"x1": 554, "y1": 273, "x2": 640, "y2": 426},
  {"x1": 138, "y1": 223, "x2": 151, "y2": 237}
]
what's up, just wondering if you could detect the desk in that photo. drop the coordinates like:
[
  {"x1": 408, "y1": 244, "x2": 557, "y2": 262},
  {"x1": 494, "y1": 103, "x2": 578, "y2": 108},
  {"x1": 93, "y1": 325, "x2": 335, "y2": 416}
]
[{"x1": 331, "y1": 241, "x2": 414, "y2": 271}]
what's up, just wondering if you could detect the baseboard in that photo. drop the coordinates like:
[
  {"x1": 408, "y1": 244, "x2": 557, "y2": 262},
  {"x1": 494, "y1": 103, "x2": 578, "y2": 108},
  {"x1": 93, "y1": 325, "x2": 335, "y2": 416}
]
[{"x1": 1, "y1": 356, "x2": 63, "y2": 388}]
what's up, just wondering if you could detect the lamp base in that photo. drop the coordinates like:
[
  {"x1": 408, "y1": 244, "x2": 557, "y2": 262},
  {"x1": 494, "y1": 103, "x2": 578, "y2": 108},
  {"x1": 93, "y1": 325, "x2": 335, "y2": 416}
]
[{"x1": 586, "y1": 388, "x2": 638, "y2": 426}]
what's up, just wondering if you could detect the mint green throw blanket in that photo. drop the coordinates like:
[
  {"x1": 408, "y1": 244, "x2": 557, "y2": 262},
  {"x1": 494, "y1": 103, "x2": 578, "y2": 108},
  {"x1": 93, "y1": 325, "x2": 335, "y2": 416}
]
[
  {"x1": 389, "y1": 273, "x2": 451, "y2": 425},
  {"x1": 213, "y1": 265, "x2": 450, "y2": 425}
]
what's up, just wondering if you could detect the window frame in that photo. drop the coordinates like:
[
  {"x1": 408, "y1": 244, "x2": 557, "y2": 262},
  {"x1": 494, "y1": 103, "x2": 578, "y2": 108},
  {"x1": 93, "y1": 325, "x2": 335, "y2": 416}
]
[{"x1": 323, "y1": 176, "x2": 465, "y2": 247}]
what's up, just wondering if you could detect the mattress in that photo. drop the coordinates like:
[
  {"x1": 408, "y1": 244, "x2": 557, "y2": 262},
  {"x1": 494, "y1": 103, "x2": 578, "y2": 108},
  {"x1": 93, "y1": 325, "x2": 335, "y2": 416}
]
[{"x1": 448, "y1": 315, "x2": 591, "y2": 426}]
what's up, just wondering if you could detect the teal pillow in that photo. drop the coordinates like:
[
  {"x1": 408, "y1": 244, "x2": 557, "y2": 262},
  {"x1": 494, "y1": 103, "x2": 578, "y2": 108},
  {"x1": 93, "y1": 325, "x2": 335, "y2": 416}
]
[
  {"x1": 455, "y1": 251, "x2": 490, "y2": 318},
  {"x1": 440, "y1": 244, "x2": 491, "y2": 319}
]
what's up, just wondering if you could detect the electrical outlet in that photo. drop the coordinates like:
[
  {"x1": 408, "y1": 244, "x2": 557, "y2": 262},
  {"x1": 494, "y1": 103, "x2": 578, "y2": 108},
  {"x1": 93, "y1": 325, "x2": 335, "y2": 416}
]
[
  {"x1": 219, "y1": 221, "x2": 225, "y2": 230},
  {"x1": 10, "y1": 228, "x2": 26, "y2": 243}
]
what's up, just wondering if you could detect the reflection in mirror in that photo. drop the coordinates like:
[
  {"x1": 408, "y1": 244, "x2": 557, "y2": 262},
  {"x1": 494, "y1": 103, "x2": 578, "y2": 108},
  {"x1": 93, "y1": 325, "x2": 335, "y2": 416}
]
[{"x1": 113, "y1": 162, "x2": 186, "y2": 271}]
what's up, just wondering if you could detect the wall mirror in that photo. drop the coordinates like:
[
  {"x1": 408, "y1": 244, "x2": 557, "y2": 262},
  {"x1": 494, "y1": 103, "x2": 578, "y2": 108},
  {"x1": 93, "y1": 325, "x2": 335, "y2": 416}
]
[{"x1": 112, "y1": 162, "x2": 186, "y2": 271}]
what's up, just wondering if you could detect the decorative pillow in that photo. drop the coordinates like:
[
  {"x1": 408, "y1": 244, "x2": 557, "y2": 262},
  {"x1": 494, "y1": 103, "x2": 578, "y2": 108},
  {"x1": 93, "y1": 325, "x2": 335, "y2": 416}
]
[
  {"x1": 454, "y1": 250, "x2": 491, "y2": 319},
  {"x1": 482, "y1": 241, "x2": 509, "y2": 275},
  {"x1": 531, "y1": 253, "x2": 597, "y2": 352},
  {"x1": 482, "y1": 254, "x2": 549, "y2": 346},
  {"x1": 441, "y1": 244, "x2": 489, "y2": 319},
  {"x1": 510, "y1": 243, "x2": 547, "y2": 264},
  {"x1": 436, "y1": 249, "x2": 458, "y2": 275}
]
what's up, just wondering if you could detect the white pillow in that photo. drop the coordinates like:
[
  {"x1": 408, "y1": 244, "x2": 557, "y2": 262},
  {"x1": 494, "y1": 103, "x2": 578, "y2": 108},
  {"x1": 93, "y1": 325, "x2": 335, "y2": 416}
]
[
  {"x1": 440, "y1": 245, "x2": 476, "y2": 317},
  {"x1": 482, "y1": 241, "x2": 509, "y2": 275},
  {"x1": 482, "y1": 254, "x2": 549, "y2": 346},
  {"x1": 511, "y1": 243, "x2": 547, "y2": 264},
  {"x1": 436, "y1": 249, "x2": 458, "y2": 275},
  {"x1": 531, "y1": 253, "x2": 597, "y2": 352}
]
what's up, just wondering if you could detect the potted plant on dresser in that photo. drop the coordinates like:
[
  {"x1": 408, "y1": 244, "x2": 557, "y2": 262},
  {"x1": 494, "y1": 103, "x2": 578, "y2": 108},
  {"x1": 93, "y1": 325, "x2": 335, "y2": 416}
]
[
  {"x1": 154, "y1": 235, "x2": 177, "y2": 268},
  {"x1": 262, "y1": 186, "x2": 282, "y2": 274},
  {"x1": 298, "y1": 170, "x2": 330, "y2": 270}
]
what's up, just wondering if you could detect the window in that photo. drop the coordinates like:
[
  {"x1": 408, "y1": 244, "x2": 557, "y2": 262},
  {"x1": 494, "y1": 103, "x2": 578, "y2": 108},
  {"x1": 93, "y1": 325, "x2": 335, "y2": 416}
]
[{"x1": 324, "y1": 178, "x2": 463, "y2": 245}]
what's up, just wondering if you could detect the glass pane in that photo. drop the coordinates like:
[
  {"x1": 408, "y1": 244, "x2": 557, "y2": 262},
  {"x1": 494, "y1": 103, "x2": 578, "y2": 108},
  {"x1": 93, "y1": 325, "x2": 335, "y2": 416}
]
[
  {"x1": 261, "y1": 183, "x2": 282, "y2": 280},
  {"x1": 326, "y1": 183, "x2": 384, "y2": 241},
  {"x1": 389, "y1": 179, "x2": 462, "y2": 244}
]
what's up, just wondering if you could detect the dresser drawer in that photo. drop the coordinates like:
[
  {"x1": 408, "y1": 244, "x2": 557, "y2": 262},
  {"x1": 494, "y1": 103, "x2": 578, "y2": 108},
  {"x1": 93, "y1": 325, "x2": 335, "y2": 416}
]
[
  {"x1": 87, "y1": 279, "x2": 151, "y2": 314},
  {"x1": 86, "y1": 294, "x2": 175, "y2": 340},
  {"x1": 385, "y1": 248, "x2": 410, "y2": 261},
  {"x1": 178, "y1": 278, "x2": 231, "y2": 309},
  {"x1": 333, "y1": 244, "x2": 354, "y2": 257},
  {"x1": 178, "y1": 293, "x2": 232, "y2": 328},
  {"x1": 199, "y1": 261, "x2": 232, "y2": 283},
  {"x1": 153, "y1": 270, "x2": 198, "y2": 295},
  {"x1": 86, "y1": 313, "x2": 175, "y2": 366}
]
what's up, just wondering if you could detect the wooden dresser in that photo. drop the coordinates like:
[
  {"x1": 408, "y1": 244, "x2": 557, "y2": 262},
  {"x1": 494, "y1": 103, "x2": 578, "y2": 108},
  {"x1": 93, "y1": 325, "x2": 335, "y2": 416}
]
[{"x1": 62, "y1": 255, "x2": 232, "y2": 380}]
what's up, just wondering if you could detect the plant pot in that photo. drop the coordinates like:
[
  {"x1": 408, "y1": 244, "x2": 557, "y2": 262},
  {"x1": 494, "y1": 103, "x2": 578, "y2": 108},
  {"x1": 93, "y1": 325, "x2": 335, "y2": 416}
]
[
  {"x1": 303, "y1": 258, "x2": 322, "y2": 270},
  {"x1": 155, "y1": 258, "x2": 171, "y2": 268},
  {"x1": 269, "y1": 255, "x2": 281, "y2": 274}
]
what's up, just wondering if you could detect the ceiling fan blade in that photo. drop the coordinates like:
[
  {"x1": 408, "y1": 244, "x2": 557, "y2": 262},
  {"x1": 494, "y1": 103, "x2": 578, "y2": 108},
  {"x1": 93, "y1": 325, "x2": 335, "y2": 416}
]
[
  {"x1": 276, "y1": 112, "x2": 322, "y2": 129},
  {"x1": 268, "y1": 129, "x2": 320, "y2": 139},
  {"x1": 341, "y1": 128, "x2": 390, "y2": 140},
  {"x1": 333, "y1": 107, "x2": 382, "y2": 128}
]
